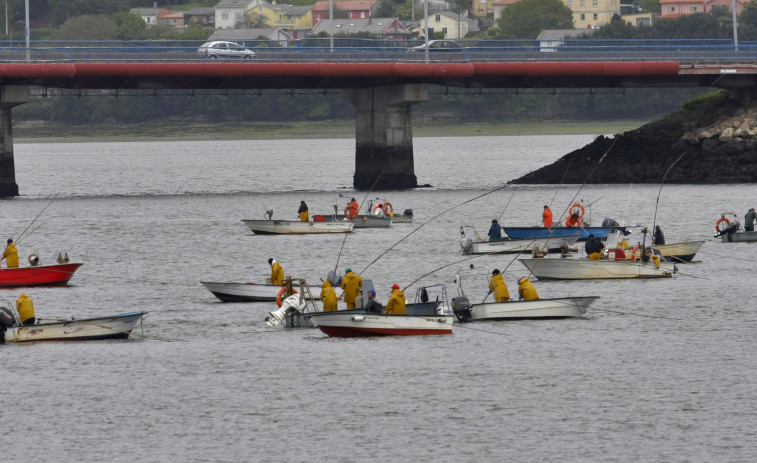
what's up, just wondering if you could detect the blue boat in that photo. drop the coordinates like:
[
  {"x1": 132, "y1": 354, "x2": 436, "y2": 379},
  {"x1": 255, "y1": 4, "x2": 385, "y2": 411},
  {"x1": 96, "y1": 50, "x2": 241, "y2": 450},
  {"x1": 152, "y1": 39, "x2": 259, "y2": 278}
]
[{"x1": 502, "y1": 226, "x2": 630, "y2": 241}]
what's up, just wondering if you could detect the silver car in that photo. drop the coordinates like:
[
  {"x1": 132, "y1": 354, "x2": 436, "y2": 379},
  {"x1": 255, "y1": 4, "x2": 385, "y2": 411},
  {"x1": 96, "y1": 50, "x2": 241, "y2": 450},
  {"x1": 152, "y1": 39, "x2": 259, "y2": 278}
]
[{"x1": 197, "y1": 41, "x2": 256, "y2": 60}]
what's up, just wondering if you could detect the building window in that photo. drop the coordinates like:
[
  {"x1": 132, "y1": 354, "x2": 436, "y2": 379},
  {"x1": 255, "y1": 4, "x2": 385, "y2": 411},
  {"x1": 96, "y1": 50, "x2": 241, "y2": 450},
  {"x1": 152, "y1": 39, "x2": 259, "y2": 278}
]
[
  {"x1": 580, "y1": 13, "x2": 585, "y2": 20},
  {"x1": 259, "y1": 6, "x2": 263, "y2": 12},
  {"x1": 442, "y1": 27, "x2": 448, "y2": 35},
  {"x1": 222, "y1": 12, "x2": 228, "y2": 20},
  {"x1": 667, "y1": 6, "x2": 675, "y2": 12},
  {"x1": 235, "y1": 12, "x2": 241, "y2": 19},
  {"x1": 361, "y1": 11, "x2": 366, "y2": 18},
  {"x1": 279, "y1": 14, "x2": 283, "y2": 20},
  {"x1": 479, "y1": 8, "x2": 484, "y2": 12},
  {"x1": 593, "y1": 13, "x2": 597, "y2": 19},
  {"x1": 592, "y1": 0, "x2": 598, "y2": 5},
  {"x1": 316, "y1": 13, "x2": 321, "y2": 20},
  {"x1": 689, "y1": 6, "x2": 698, "y2": 11},
  {"x1": 435, "y1": 14, "x2": 441, "y2": 21},
  {"x1": 579, "y1": 0, "x2": 585, "y2": 6},
  {"x1": 567, "y1": 0, "x2": 572, "y2": 6}
]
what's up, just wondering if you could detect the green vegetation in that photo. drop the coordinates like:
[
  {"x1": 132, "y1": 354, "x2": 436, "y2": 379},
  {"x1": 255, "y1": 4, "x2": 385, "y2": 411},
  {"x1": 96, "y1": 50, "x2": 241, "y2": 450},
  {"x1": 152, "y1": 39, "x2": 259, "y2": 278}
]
[{"x1": 680, "y1": 89, "x2": 729, "y2": 111}]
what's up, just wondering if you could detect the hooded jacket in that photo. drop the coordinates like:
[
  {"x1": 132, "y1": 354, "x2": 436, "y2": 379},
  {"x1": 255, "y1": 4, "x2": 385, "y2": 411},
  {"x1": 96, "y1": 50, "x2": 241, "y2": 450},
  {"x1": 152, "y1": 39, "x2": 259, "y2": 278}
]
[
  {"x1": 320, "y1": 280, "x2": 338, "y2": 311},
  {"x1": 384, "y1": 288, "x2": 406, "y2": 315}
]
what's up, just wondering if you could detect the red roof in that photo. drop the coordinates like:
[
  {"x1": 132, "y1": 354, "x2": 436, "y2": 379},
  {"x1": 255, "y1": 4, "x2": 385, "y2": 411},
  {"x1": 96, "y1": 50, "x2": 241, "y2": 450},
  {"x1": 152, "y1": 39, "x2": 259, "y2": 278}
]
[{"x1": 312, "y1": 0, "x2": 377, "y2": 11}]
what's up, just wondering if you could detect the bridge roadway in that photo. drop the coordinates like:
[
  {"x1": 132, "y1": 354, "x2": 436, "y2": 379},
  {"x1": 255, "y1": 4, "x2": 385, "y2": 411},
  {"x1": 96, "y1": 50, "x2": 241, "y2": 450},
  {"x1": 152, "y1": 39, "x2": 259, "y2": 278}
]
[{"x1": 1, "y1": 61, "x2": 757, "y2": 89}]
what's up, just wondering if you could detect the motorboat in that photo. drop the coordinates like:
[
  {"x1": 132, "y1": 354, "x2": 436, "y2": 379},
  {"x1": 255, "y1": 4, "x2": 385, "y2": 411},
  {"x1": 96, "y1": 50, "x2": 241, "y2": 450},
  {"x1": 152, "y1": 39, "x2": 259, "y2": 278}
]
[
  {"x1": 451, "y1": 267, "x2": 598, "y2": 320},
  {"x1": 241, "y1": 218, "x2": 353, "y2": 235},
  {"x1": 314, "y1": 213, "x2": 393, "y2": 228},
  {"x1": 714, "y1": 214, "x2": 757, "y2": 243},
  {"x1": 646, "y1": 240, "x2": 705, "y2": 262},
  {"x1": 365, "y1": 198, "x2": 413, "y2": 223},
  {"x1": 502, "y1": 225, "x2": 629, "y2": 241},
  {"x1": 459, "y1": 224, "x2": 580, "y2": 255},
  {"x1": 519, "y1": 257, "x2": 676, "y2": 279},
  {"x1": 718, "y1": 231, "x2": 757, "y2": 243},
  {"x1": 0, "y1": 262, "x2": 83, "y2": 288},
  {"x1": 201, "y1": 279, "x2": 343, "y2": 303},
  {"x1": 1, "y1": 309, "x2": 146, "y2": 343},
  {"x1": 304, "y1": 283, "x2": 453, "y2": 337}
]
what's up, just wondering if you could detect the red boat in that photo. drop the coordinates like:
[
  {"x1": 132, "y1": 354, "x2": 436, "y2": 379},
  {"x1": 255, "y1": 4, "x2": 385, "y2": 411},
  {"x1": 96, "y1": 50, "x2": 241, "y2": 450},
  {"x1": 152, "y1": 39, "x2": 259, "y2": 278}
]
[{"x1": 0, "y1": 263, "x2": 83, "y2": 287}]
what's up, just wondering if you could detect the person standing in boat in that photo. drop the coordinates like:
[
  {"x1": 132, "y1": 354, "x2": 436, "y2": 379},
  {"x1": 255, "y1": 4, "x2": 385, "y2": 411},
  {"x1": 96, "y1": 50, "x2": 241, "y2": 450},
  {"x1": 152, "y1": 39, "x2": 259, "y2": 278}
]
[
  {"x1": 488, "y1": 219, "x2": 503, "y2": 240},
  {"x1": 489, "y1": 269, "x2": 510, "y2": 302},
  {"x1": 16, "y1": 293, "x2": 35, "y2": 325},
  {"x1": 320, "y1": 279, "x2": 338, "y2": 312},
  {"x1": 653, "y1": 225, "x2": 666, "y2": 245},
  {"x1": 384, "y1": 284, "x2": 406, "y2": 315},
  {"x1": 542, "y1": 205, "x2": 553, "y2": 228},
  {"x1": 584, "y1": 234, "x2": 604, "y2": 260},
  {"x1": 2, "y1": 238, "x2": 19, "y2": 268},
  {"x1": 518, "y1": 277, "x2": 539, "y2": 301},
  {"x1": 745, "y1": 208, "x2": 756, "y2": 231},
  {"x1": 565, "y1": 212, "x2": 582, "y2": 228},
  {"x1": 346, "y1": 198, "x2": 359, "y2": 219},
  {"x1": 341, "y1": 268, "x2": 362, "y2": 309},
  {"x1": 268, "y1": 258, "x2": 284, "y2": 286},
  {"x1": 364, "y1": 289, "x2": 383, "y2": 313},
  {"x1": 298, "y1": 201, "x2": 309, "y2": 222}
]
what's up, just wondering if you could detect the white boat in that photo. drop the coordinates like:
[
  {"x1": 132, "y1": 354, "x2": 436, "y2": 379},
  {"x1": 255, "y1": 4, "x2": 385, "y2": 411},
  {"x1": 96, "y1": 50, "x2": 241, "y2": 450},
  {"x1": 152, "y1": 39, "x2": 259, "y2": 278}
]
[
  {"x1": 719, "y1": 231, "x2": 757, "y2": 243},
  {"x1": 241, "y1": 219, "x2": 353, "y2": 235},
  {"x1": 201, "y1": 280, "x2": 343, "y2": 303},
  {"x1": 2, "y1": 311, "x2": 146, "y2": 343},
  {"x1": 713, "y1": 213, "x2": 757, "y2": 242},
  {"x1": 307, "y1": 311, "x2": 454, "y2": 337},
  {"x1": 649, "y1": 241, "x2": 705, "y2": 262},
  {"x1": 459, "y1": 225, "x2": 581, "y2": 255},
  {"x1": 365, "y1": 198, "x2": 413, "y2": 223},
  {"x1": 315, "y1": 214, "x2": 393, "y2": 228},
  {"x1": 519, "y1": 257, "x2": 676, "y2": 280}
]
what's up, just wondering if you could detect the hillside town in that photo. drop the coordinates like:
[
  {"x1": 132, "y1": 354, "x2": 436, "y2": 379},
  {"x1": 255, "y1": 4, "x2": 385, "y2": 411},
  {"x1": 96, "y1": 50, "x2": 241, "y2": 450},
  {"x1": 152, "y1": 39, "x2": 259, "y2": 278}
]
[{"x1": 128, "y1": 0, "x2": 744, "y2": 44}]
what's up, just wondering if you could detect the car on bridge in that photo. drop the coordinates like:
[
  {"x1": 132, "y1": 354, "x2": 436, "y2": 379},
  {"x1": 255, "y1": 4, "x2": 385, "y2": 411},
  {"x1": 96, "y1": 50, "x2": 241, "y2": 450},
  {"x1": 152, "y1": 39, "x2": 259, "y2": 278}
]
[
  {"x1": 407, "y1": 40, "x2": 464, "y2": 53},
  {"x1": 197, "y1": 41, "x2": 256, "y2": 60}
]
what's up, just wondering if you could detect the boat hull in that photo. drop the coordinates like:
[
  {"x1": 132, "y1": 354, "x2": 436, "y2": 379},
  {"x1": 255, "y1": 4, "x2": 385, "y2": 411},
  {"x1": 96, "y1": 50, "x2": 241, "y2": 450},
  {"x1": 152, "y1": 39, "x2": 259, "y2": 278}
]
[
  {"x1": 314, "y1": 214, "x2": 393, "y2": 228},
  {"x1": 468, "y1": 234, "x2": 580, "y2": 255},
  {"x1": 308, "y1": 312, "x2": 454, "y2": 337},
  {"x1": 0, "y1": 263, "x2": 83, "y2": 288},
  {"x1": 241, "y1": 219, "x2": 353, "y2": 234},
  {"x1": 4, "y1": 312, "x2": 146, "y2": 343},
  {"x1": 470, "y1": 296, "x2": 599, "y2": 320},
  {"x1": 719, "y1": 231, "x2": 757, "y2": 243},
  {"x1": 652, "y1": 241, "x2": 705, "y2": 262},
  {"x1": 503, "y1": 226, "x2": 627, "y2": 240},
  {"x1": 519, "y1": 258, "x2": 675, "y2": 280},
  {"x1": 200, "y1": 281, "x2": 281, "y2": 302}
]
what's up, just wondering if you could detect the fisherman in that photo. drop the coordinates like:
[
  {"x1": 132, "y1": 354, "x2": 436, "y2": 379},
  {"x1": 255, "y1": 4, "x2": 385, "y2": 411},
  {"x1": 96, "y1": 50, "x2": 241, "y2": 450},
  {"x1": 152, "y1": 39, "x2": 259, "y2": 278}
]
[
  {"x1": 487, "y1": 219, "x2": 503, "y2": 240},
  {"x1": 2, "y1": 238, "x2": 19, "y2": 268},
  {"x1": 268, "y1": 258, "x2": 284, "y2": 285},
  {"x1": 320, "y1": 279, "x2": 338, "y2": 312},
  {"x1": 653, "y1": 225, "x2": 666, "y2": 245},
  {"x1": 373, "y1": 203, "x2": 385, "y2": 217},
  {"x1": 565, "y1": 212, "x2": 582, "y2": 228},
  {"x1": 341, "y1": 268, "x2": 362, "y2": 309},
  {"x1": 364, "y1": 289, "x2": 383, "y2": 314},
  {"x1": 298, "y1": 200, "x2": 309, "y2": 222},
  {"x1": 384, "y1": 284, "x2": 406, "y2": 315},
  {"x1": 542, "y1": 205, "x2": 553, "y2": 228},
  {"x1": 584, "y1": 234, "x2": 605, "y2": 260},
  {"x1": 346, "y1": 198, "x2": 359, "y2": 219},
  {"x1": 488, "y1": 269, "x2": 510, "y2": 302},
  {"x1": 518, "y1": 277, "x2": 539, "y2": 301},
  {"x1": 745, "y1": 208, "x2": 756, "y2": 232},
  {"x1": 16, "y1": 293, "x2": 35, "y2": 326}
]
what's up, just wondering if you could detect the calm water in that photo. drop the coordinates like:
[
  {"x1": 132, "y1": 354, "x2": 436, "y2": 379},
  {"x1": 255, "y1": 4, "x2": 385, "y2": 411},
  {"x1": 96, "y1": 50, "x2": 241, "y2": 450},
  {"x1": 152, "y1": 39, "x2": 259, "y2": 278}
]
[{"x1": 2, "y1": 135, "x2": 757, "y2": 463}]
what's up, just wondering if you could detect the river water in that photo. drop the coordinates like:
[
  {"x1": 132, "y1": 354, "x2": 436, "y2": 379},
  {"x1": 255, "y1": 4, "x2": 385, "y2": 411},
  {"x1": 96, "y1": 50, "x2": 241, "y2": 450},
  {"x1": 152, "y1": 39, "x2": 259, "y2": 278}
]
[{"x1": 2, "y1": 135, "x2": 756, "y2": 463}]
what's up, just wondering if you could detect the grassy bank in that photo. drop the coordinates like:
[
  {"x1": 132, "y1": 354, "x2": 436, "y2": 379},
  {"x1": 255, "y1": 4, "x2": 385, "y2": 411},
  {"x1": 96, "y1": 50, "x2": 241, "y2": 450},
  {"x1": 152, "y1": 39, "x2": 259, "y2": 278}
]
[{"x1": 13, "y1": 119, "x2": 651, "y2": 143}]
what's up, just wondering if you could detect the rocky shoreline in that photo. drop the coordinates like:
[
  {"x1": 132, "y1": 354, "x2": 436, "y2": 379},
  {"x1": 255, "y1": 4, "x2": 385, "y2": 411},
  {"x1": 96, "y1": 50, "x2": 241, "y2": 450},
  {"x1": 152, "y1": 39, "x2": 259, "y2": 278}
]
[{"x1": 512, "y1": 91, "x2": 757, "y2": 184}]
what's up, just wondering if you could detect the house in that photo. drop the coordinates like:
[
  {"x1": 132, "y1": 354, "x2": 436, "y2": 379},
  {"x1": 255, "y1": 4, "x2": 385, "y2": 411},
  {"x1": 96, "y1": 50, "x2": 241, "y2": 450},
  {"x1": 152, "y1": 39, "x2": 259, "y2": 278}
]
[
  {"x1": 157, "y1": 9, "x2": 185, "y2": 28},
  {"x1": 492, "y1": 0, "x2": 519, "y2": 20},
  {"x1": 537, "y1": 28, "x2": 592, "y2": 51},
  {"x1": 419, "y1": 11, "x2": 471, "y2": 40},
  {"x1": 209, "y1": 27, "x2": 294, "y2": 46},
  {"x1": 562, "y1": 0, "x2": 620, "y2": 29},
  {"x1": 311, "y1": 0, "x2": 378, "y2": 25},
  {"x1": 472, "y1": 0, "x2": 494, "y2": 17},
  {"x1": 184, "y1": 7, "x2": 215, "y2": 27},
  {"x1": 248, "y1": 2, "x2": 313, "y2": 29},
  {"x1": 310, "y1": 18, "x2": 410, "y2": 41},
  {"x1": 130, "y1": 7, "x2": 162, "y2": 25},
  {"x1": 658, "y1": 0, "x2": 750, "y2": 17},
  {"x1": 215, "y1": 0, "x2": 260, "y2": 29}
]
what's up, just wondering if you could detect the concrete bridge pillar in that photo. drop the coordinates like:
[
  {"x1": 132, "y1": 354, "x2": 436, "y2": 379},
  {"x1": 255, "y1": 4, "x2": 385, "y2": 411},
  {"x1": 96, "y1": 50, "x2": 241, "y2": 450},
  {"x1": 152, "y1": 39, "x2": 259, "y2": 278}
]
[
  {"x1": 345, "y1": 84, "x2": 428, "y2": 190},
  {"x1": 0, "y1": 86, "x2": 28, "y2": 197}
]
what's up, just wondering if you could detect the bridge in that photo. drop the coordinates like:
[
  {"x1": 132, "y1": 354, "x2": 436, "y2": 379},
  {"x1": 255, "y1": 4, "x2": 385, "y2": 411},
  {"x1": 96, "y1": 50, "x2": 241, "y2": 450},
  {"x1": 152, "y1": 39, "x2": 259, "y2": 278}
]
[{"x1": 2, "y1": 39, "x2": 757, "y2": 196}]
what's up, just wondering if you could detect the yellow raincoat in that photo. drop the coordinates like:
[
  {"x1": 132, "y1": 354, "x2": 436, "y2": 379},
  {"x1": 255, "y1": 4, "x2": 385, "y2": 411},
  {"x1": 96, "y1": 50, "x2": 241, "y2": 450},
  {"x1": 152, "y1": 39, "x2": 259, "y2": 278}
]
[
  {"x1": 489, "y1": 273, "x2": 510, "y2": 302},
  {"x1": 269, "y1": 261, "x2": 284, "y2": 285},
  {"x1": 16, "y1": 293, "x2": 35, "y2": 324},
  {"x1": 3, "y1": 242, "x2": 19, "y2": 268},
  {"x1": 384, "y1": 288, "x2": 406, "y2": 315},
  {"x1": 518, "y1": 277, "x2": 539, "y2": 301},
  {"x1": 341, "y1": 271, "x2": 362, "y2": 309},
  {"x1": 320, "y1": 280, "x2": 338, "y2": 312}
]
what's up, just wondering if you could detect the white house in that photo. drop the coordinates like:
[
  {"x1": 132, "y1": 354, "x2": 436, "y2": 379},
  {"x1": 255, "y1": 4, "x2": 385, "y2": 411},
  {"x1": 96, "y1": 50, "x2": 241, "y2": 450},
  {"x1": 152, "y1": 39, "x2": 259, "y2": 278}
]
[{"x1": 214, "y1": 0, "x2": 260, "y2": 29}]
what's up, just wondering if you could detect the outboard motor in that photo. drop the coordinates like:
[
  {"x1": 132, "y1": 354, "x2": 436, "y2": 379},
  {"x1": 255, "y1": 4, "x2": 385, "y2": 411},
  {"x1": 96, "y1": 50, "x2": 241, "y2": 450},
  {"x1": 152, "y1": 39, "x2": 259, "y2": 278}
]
[
  {"x1": 403, "y1": 209, "x2": 413, "y2": 217},
  {"x1": 451, "y1": 296, "x2": 473, "y2": 323},
  {"x1": 28, "y1": 253, "x2": 40, "y2": 266},
  {"x1": 460, "y1": 237, "x2": 473, "y2": 255},
  {"x1": 265, "y1": 295, "x2": 306, "y2": 327},
  {"x1": 601, "y1": 218, "x2": 619, "y2": 228},
  {"x1": 0, "y1": 305, "x2": 16, "y2": 343}
]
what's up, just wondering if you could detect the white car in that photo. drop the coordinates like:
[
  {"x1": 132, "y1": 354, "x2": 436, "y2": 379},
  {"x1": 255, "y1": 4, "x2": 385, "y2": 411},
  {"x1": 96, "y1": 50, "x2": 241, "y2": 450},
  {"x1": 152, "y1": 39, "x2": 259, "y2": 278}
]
[
  {"x1": 407, "y1": 40, "x2": 464, "y2": 53},
  {"x1": 197, "y1": 41, "x2": 256, "y2": 60}
]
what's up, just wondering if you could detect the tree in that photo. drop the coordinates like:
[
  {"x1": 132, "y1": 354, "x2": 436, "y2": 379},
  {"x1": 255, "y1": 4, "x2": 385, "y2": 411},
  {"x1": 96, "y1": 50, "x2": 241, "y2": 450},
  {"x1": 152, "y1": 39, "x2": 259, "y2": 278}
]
[
  {"x1": 51, "y1": 15, "x2": 119, "y2": 40},
  {"x1": 113, "y1": 11, "x2": 147, "y2": 40},
  {"x1": 590, "y1": 14, "x2": 640, "y2": 39},
  {"x1": 496, "y1": 0, "x2": 573, "y2": 39}
]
